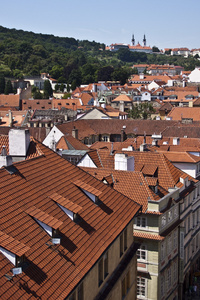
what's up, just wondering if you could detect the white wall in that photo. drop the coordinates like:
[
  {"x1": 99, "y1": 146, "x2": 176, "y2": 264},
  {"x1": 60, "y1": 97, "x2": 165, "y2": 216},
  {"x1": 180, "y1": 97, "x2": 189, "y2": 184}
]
[
  {"x1": 43, "y1": 125, "x2": 64, "y2": 148},
  {"x1": 77, "y1": 154, "x2": 97, "y2": 168}
]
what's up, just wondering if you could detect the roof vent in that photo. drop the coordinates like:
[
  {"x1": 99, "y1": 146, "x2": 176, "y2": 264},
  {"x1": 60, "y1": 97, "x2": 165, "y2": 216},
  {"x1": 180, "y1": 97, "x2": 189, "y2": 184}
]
[{"x1": 12, "y1": 267, "x2": 22, "y2": 276}]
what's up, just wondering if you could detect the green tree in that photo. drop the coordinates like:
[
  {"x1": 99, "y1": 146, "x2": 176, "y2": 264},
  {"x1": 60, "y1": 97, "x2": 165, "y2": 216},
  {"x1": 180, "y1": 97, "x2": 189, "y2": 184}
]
[
  {"x1": 31, "y1": 85, "x2": 43, "y2": 99},
  {"x1": 152, "y1": 46, "x2": 160, "y2": 52},
  {"x1": 0, "y1": 74, "x2": 5, "y2": 94},
  {"x1": 43, "y1": 80, "x2": 53, "y2": 98},
  {"x1": 128, "y1": 102, "x2": 155, "y2": 119},
  {"x1": 4, "y1": 80, "x2": 13, "y2": 94}
]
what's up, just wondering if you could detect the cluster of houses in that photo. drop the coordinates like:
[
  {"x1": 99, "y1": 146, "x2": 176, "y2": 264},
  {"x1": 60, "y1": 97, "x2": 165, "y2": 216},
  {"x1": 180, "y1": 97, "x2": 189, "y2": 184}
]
[{"x1": 1, "y1": 59, "x2": 200, "y2": 299}]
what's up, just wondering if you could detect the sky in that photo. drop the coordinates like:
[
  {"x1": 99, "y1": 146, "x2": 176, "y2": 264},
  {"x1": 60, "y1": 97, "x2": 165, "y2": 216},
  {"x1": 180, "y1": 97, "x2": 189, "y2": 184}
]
[{"x1": 1, "y1": 0, "x2": 199, "y2": 50}]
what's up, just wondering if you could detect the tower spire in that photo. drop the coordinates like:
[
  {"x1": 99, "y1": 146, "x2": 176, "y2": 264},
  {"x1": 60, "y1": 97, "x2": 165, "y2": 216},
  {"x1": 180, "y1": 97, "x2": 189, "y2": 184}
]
[
  {"x1": 132, "y1": 34, "x2": 135, "y2": 46},
  {"x1": 143, "y1": 34, "x2": 146, "y2": 47}
]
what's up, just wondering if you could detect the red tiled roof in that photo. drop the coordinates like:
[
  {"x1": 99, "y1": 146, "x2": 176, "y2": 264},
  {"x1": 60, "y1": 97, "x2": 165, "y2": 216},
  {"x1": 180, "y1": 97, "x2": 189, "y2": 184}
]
[
  {"x1": 0, "y1": 140, "x2": 141, "y2": 299},
  {"x1": 0, "y1": 94, "x2": 20, "y2": 107},
  {"x1": 134, "y1": 231, "x2": 164, "y2": 241},
  {"x1": 0, "y1": 231, "x2": 30, "y2": 256},
  {"x1": 25, "y1": 206, "x2": 63, "y2": 229},
  {"x1": 49, "y1": 192, "x2": 82, "y2": 214}
]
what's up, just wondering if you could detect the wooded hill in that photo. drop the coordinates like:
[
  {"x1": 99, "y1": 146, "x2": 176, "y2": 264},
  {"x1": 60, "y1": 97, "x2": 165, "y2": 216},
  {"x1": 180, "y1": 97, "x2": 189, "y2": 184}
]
[{"x1": 0, "y1": 25, "x2": 199, "y2": 86}]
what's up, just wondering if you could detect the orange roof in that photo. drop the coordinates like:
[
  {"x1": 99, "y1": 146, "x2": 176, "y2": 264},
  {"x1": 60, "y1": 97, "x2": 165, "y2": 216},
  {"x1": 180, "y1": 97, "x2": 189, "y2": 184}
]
[
  {"x1": 56, "y1": 134, "x2": 89, "y2": 151},
  {"x1": 0, "y1": 139, "x2": 141, "y2": 299},
  {"x1": 134, "y1": 231, "x2": 164, "y2": 241},
  {"x1": 0, "y1": 94, "x2": 20, "y2": 107},
  {"x1": 111, "y1": 94, "x2": 132, "y2": 103},
  {"x1": 22, "y1": 99, "x2": 52, "y2": 110},
  {"x1": 168, "y1": 107, "x2": 200, "y2": 121},
  {"x1": 0, "y1": 230, "x2": 30, "y2": 256},
  {"x1": 0, "y1": 111, "x2": 28, "y2": 127}
]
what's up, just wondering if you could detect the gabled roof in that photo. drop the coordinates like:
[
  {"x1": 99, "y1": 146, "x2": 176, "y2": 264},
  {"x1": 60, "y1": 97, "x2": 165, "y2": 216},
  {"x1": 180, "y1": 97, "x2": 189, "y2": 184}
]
[
  {"x1": 0, "y1": 94, "x2": 20, "y2": 107},
  {"x1": 0, "y1": 140, "x2": 141, "y2": 299},
  {"x1": 56, "y1": 134, "x2": 89, "y2": 151},
  {"x1": 56, "y1": 119, "x2": 179, "y2": 140},
  {"x1": 111, "y1": 94, "x2": 132, "y2": 103},
  {"x1": 167, "y1": 107, "x2": 200, "y2": 121}
]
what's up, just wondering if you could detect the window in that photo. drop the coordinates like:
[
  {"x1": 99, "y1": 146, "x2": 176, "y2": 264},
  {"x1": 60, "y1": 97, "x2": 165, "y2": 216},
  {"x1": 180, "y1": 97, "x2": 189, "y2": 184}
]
[
  {"x1": 161, "y1": 242, "x2": 165, "y2": 261},
  {"x1": 173, "y1": 230, "x2": 177, "y2": 250},
  {"x1": 174, "y1": 206, "x2": 178, "y2": 218},
  {"x1": 98, "y1": 253, "x2": 109, "y2": 286},
  {"x1": 168, "y1": 210, "x2": 172, "y2": 222},
  {"x1": 122, "y1": 271, "x2": 130, "y2": 299},
  {"x1": 136, "y1": 216, "x2": 146, "y2": 227},
  {"x1": 168, "y1": 236, "x2": 172, "y2": 255},
  {"x1": 98, "y1": 258, "x2": 103, "y2": 286},
  {"x1": 167, "y1": 268, "x2": 171, "y2": 291},
  {"x1": 77, "y1": 282, "x2": 84, "y2": 300},
  {"x1": 69, "y1": 292, "x2": 76, "y2": 300},
  {"x1": 161, "y1": 215, "x2": 166, "y2": 227},
  {"x1": 120, "y1": 228, "x2": 128, "y2": 257},
  {"x1": 137, "y1": 277, "x2": 146, "y2": 297},
  {"x1": 137, "y1": 245, "x2": 146, "y2": 261},
  {"x1": 188, "y1": 216, "x2": 190, "y2": 231},
  {"x1": 102, "y1": 135, "x2": 109, "y2": 142},
  {"x1": 161, "y1": 275, "x2": 165, "y2": 297}
]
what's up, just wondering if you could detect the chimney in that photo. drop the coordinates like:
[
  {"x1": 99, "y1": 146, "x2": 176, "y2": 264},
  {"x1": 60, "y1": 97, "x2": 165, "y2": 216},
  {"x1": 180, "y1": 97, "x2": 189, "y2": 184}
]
[
  {"x1": 140, "y1": 143, "x2": 147, "y2": 152},
  {"x1": 72, "y1": 127, "x2": 78, "y2": 139},
  {"x1": 0, "y1": 146, "x2": 12, "y2": 168},
  {"x1": 101, "y1": 103, "x2": 106, "y2": 109},
  {"x1": 8, "y1": 111, "x2": 13, "y2": 127},
  {"x1": 119, "y1": 101, "x2": 125, "y2": 112},
  {"x1": 152, "y1": 139, "x2": 158, "y2": 146},
  {"x1": 114, "y1": 153, "x2": 134, "y2": 171},
  {"x1": 9, "y1": 129, "x2": 30, "y2": 157},
  {"x1": 121, "y1": 128, "x2": 126, "y2": 142},
  {"x1": 173, "y1": 137, "x2": 180, "y2": 145},
  {"x1": 140, "y1": 73, "x2": 144, "y2": 80}
]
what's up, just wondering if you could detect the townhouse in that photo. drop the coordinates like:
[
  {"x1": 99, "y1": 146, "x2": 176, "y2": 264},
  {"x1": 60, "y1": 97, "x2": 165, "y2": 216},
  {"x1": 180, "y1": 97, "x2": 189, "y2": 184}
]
[
  {"x1": 0, "y1": 129, "x2": 141, "y2": 299},
  {"x1": 78, "y1": 149, "x2": 198, "y2": 299}
]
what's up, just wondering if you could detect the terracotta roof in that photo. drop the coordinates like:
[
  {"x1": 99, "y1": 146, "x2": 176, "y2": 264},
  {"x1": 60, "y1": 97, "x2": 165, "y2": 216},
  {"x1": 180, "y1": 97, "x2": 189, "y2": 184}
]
[
  {"x1": 0, "y1": 94, "x2": 20, "y2": 107},
  {"x1": 49, "y1": 192, "x2": 82, "y2": 214},
  {"x1": 22, "y1": 99, "x2": 52, "y2": 110},
  {"x1": 0, "y1": 111, "x2": 28, "y2": 127},
  {"x1": 25, "y1": 206, "x2": 63, "y2": 229},
  {"x1": 111, "y1": 94, "x2": 132, "y2": 103},
  {"x1": 56, "y1": 119, "x2": 179, "y2": 141},
  {"x1": 167, "y1": 107, "x2": 200, "y2": 121},
  {"x1": 74, "y1": 179, "x2": 102, "y2": 197},
  {"x1": 134, "y1": 231, "x2": 164, "y2": 241},
  {"x1": 0, "y1": 231, "x2": 30, "y2": 256},
  {"x1": 163, "y1": 151, "x2": 200, "y2": 163},
  {"x1": 0, "y1": 140, "x2": 141, "y2": 299},
  {"x1": 56, "y1": 135, "x2": 89, "y2": 151}
]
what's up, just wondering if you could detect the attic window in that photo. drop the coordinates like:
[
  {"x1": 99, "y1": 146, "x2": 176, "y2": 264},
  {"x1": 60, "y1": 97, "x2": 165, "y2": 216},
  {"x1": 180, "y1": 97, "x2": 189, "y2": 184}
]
[
  {"x1": 74, "y1": 180, "x2": 102, "y2": 204},
  {"x1": 0, "y1": 231, "x2": 30, "y2": 266},
  {"x1": 28, "y1": 106, "x2": 31, "y2": 109},
  {"x1": 25, "y1": 206, "x2": 63, "y2": 236},
  {"x1": 36, "y1": 102, "x2": 40, "y2": 104},
  {"x1": 48, "y1": 192, "x2": 82, "y2": 222},
  {"x1": 48, "y1": 101, "x2": 51, "y2": 104}
]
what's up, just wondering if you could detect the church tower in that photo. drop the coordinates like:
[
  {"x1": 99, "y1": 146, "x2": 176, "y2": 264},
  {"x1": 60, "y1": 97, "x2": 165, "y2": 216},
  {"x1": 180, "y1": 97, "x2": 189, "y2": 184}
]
[
  {"x1": 143, "y1": 34, "x2": 146, "y2": 47},
  {"x1": 132, "y1": 34, "x2": 135, "y2": 46}
]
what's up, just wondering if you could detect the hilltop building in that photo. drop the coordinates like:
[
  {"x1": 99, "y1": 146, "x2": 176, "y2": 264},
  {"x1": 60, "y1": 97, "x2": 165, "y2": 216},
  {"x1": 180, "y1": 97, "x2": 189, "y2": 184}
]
[{"x1": 107, "y1": 35, "x2": 152, "y2": 54}]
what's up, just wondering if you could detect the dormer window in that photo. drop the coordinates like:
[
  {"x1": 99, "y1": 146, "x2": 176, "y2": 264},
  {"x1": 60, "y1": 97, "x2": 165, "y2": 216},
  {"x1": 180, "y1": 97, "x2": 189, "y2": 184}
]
[
  {"x1": 74, "y1": 180, "x2": 102, "y2": 204},
  {"x1": 25, "y1": 206, "x2": 63, "y2": 237},
  {"x1": 0, "y1": 230, "x2": 30, "y2": 266}
]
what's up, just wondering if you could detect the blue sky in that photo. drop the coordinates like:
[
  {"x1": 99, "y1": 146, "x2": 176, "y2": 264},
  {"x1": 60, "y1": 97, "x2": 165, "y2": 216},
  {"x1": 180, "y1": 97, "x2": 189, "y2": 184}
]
[{"x1": 1, "y1": 0, "x2": 199, "y2": 50}]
